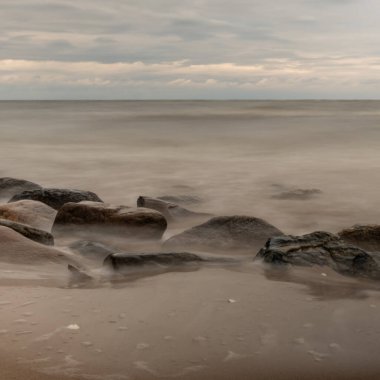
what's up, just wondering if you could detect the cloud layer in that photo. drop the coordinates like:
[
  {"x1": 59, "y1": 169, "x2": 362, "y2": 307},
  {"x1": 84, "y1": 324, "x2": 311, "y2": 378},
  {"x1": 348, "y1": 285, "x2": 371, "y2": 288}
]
[{"x1": 1, "y1": 0, "x2": 379, "y2": 99}]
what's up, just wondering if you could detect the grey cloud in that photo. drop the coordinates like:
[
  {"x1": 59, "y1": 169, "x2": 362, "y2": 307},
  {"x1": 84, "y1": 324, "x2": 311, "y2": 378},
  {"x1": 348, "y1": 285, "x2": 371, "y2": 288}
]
[{"x1": 0, "y1": 0, "x2": 379, "y2": 98}]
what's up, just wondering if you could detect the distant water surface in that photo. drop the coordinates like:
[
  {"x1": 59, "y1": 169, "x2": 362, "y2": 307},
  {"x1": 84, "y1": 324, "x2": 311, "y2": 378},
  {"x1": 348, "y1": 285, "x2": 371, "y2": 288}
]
[{"x1": 1, "y1": 100, "x2": 380, "y2": 234}]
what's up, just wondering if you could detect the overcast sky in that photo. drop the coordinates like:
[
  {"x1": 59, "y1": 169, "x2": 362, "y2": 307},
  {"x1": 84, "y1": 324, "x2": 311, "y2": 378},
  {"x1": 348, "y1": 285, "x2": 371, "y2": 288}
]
[{"x1": 0, "y1": 0, "x2": 379, "y2": 99}]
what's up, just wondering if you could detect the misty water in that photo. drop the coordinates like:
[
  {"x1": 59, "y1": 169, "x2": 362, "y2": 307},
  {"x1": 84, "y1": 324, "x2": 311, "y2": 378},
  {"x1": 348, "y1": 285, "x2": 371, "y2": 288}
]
[{"x1": 1, "y1": 100, "x2": 380, "y2": 379}]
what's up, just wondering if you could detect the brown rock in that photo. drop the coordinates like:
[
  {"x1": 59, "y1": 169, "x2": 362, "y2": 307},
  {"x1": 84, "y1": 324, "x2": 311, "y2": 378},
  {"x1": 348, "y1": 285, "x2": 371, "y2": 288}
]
[
  {"x1": 0, "y1": 200, "x2": 57, "y2": 232},
  {"x1": 53, "y1": 201, "x2": 167, "y2": 239}
]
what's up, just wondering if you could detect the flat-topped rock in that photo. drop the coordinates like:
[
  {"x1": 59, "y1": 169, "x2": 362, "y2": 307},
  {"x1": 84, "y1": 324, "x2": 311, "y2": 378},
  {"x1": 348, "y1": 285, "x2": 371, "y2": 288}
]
[
  {"x1": 164, "y1": 215, "x2": 283, "y2": 253},
  {"x1": 0, "y1": 219, "x2": 54, "y2": 245},
  {"x1": 9, "y1": 188, "x2": 103, "y2": 210},
  {"x1": 0, "y1": 177, "x2": 41, "y2": 201},
  {"x1": 338, "y1": 225, "x2": 380, "y2": 252},
  {"x1": 53, "y1": 201, "x2": 167, "y2": 239},
  {"x1": 137, "y1": 195, "x2": 210, "y2": 221},
  {"x1": 104, "y1": 252, "x2": 205, "y2": 271},
  {"x1": 0, "y1": 200, "x2": 57, "y2": 232},
  {"x1": 257, "y1": 231, "x2": 380, "y2": 280},
  {"x1": 0, "y1": 225, "x2": 72, "y2": 265}
]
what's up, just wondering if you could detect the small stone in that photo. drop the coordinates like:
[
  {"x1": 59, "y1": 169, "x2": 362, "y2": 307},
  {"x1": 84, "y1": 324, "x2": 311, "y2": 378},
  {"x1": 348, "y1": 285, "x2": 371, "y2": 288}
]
[{"x1": 67, "y1": 324, "x2": 80, "y2": 330}]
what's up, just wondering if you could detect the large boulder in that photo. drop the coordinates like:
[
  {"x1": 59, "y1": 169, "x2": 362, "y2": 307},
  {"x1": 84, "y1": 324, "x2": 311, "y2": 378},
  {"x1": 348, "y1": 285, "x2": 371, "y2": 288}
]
[
  {"x1": 0, "y1": 219, "x2": 54, "y2": 245},
  {"x1": 0, "y1": 177, "x2": 41, "y2": 201},
  {"x1": 137, "y1": 195, "x2": 210, "y2": 222},
  {"x1": 9, "y1": 188, "x2": 103, "y2": 210},
  {"x1": 164, "y1": 215, "x2": 283, "y2": 253},
  {"x1": 338, "y1": 225, "x2": 380, "y2": 252},
  {"x1": 53, "y1": 201, "x2": 167, "y2": 239},
  {"x1": 257, "y1": 231, "x2": 380, "y2": 280},
  {"x1": 0, "y1": 200, "x2": 57, "y2": 232},
  {"x1": 0, "y1": 225, "x2": 72, "y2": 265}
]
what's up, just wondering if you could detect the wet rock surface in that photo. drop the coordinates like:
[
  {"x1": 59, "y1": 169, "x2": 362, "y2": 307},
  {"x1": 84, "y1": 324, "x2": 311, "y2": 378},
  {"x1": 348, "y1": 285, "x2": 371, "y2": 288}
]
[
  {"x1": 137, "y1": 195, "x2": 210, "y2": 221},
  {"x1": 9, "y1": 188, "x2": 103, "y2": 210},
  {"x1": 0, "y1": 200, "x2": 57, "y2": 232},
  {"x1": 0, "y1": 218, "x2": 54, "y2": 246},
  {"x1": 0, "y1": 177, "x2": 42, "y2": 201},
  {"x1": 165, "y1": 215, "x2": 283, "y2": 253},
  {"x1": 338, "y1": 225, "x2": 380, "y2": 252},
  {"x1": 53, "y1": 201, "x2": 167, "y2": 239},
  {"x1": 257, "y1": 231, "x2": 380, "y2": 279}
]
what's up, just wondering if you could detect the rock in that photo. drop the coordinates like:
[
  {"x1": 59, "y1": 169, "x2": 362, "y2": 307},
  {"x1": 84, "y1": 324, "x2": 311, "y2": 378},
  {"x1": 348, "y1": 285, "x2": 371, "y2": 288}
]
[
  {"x1": 164, "y1": 215, "x2": 283, "y2": 253},
  {"x1": 69, "y1": 240, "x2": 121, "y2": 261},
  {"x1": 0, "y1": 219, "x2": 54, "y2": 245},
  {"x1": 0, "y1": 177, "x2": 42, "y2": 201},
  {"x1": 271, "y1": 184, "x2": 322, "y2": 200},
  {"x1": 137, "y1": 196, "x2": 210, "y2": 221},
  {"x1": 338, "y1": 225, "x2": 380, "y2": 252},
  {"x1": 104, "y1": 252, "x2": 205, "y2": 271},
  {"x1": 257, "y1": 231, "x2": 380, "y2": 279},
  {"x1": 0, "y1": 200, "x2": 57, "y2": 232},
  {"x1": 68, "y1": 264, "x2": 94, "y2": 284},
  {"x1": 0, "y1": 225, "x2": 72, "y2": 265},
  {"x1": 157, "y1": 195, "x2": 202, "y2": 205},
  {"x1": 9, "y1": 188, "x2": 103, "y2": 210},
  {"x1": 53, "y1": 201, "x2": 167, "y2": 239}
]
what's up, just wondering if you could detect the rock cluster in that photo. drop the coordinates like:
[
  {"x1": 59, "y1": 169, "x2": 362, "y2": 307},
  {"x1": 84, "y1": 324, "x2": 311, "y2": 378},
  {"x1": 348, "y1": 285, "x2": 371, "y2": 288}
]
[
  {"x1": 257, "y1": 231, "x2": 380, "y2": 279},
  {"x1": 2, "y1": 176, "x2": 380, "y2": 283}
]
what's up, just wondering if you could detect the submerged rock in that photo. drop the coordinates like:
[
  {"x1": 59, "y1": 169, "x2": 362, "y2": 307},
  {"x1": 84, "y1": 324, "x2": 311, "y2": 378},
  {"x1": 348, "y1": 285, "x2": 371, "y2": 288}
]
[
  {"x1": 0, "y1": 219, "x2": 54, "y2": 245},
  {"x1": 0, "y1": 177, "x2": 41, "y2": 201},
  {"x1": 271, "y1": 184, "x2": 322, "y2": 200},
  {"x1": 137, "y1": 195, "x2": 210, "y2": 221},
  {"x1": 164, "y1": 215, "x2": 283, "y2": 253},
  {"x1": 0, "y1": 225, "x2": 71, "y2": 265},
  {"x1": 257, "y1": 231, "x2": 380, "y2": 279},
  {"x1": 69, "y1": 240, "x2": 121, "y2": 261},
  {"x1": 53, "y1": 201, "x2": 167, "y2": 239},
  {"x1": 157, "y1": 195, "x2": 202, "y2": 205},
  {"x1": 104, "y1": 252, "x2": 205, "y2": 270},
  {"x1": 0, "y1": 200, "x2": 57, "y2": 232},
  {"x1": 338, "y1": 225, "x2": 380, "y2": 252},
  {"x1": 9, "y1": 188, "x2": 103, "y2": 210}
]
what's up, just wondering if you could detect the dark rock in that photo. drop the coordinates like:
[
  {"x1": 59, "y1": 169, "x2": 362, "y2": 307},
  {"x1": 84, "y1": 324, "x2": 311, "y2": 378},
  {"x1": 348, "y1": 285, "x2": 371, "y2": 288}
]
[
  {"x1": 137, "y1": 196, "x2": 210, "y2": 221},
  {"x1": 157, "y1": 195, "x2": 202, "y2": 205},
  {"x1": 104, "y1": 252, "x2": 205, "y2": 271},
  {"x1": 0, "y1": 200, "x2": 57, "y2": 232},
  {"x1": 338, "y1": 225, "x2": 380, "y2": 252},
  {"x1": 69, "y1": 240, "x2": 121, "y2": 260},
  {"x1": 0, "y1": 218, "x2": 54, "y2": 245},
  {"x1": 164, "y1": 215, "x2": 283, "y2": 253},
  {"x1": 9, "y1": 188, "x2": 103, "y2": 210},
  {"x1": 53, "y1": 201, "x2": 167, "y2": 239},
  {"x1": 0, "y1": 177, "x2": 41, "y2": 201},
  {"x1": 257, "y1": 231, "x2": 380, "y2": 279}
]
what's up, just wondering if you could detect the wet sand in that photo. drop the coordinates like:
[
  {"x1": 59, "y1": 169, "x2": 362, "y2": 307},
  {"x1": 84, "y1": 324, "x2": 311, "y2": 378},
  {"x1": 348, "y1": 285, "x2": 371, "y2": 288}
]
[{"x1": 1, "y1": 263, "x2": 380, "y2": 379}]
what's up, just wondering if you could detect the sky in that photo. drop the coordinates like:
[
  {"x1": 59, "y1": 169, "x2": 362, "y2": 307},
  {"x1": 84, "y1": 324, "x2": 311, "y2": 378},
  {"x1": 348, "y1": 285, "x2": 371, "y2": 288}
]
[{"x1": 0, "y1": 0, "x2": 379, "y2": 99}]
